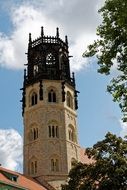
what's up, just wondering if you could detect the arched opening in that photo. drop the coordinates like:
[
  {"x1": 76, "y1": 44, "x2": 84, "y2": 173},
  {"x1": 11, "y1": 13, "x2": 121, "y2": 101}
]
[
  {"x1": 68, "y1": 124, "x2": 76, "y2": 142},
  {"x1": 29, "y1": 157, "x2": 38, "y2": 175},
  {"x1": 67, "y1": 91, "x2": 73, "y2": 109},
  {"x1": 48, "y1": 89, "x2": 56, "y2": 102},
  {"x1": 33, "y1": 128, "x2": 38, "y2": 140},
  {"x1": 31, "y1": 92, "x2": 38, "y2": 106},
  {"x1": 48, "y1": 125, "x2": 59, "y2": 138},
  {"x1": 29, "y1": 125, "x2": 39, "y2": 141},
  {"x1": 33, "y1": 65, "x2": 39, "y2": 76},
  {"x1": 48, "y1": 126, "x2": 51, "y2": 137},
  {"x1": 31, "y1": 162, "x2": 34, "y2": 174},
  {"x1": 52, "y1": 126, "x2": 55, "y2": 137},
  {"x1": 51, "y1": 158, "x2": 59, "y2": 172}
]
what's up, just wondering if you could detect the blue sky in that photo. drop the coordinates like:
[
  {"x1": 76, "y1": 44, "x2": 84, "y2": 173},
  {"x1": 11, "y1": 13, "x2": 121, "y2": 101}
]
[{"x1": 0, "y1": 0, "x2": 126, "y2": 171}]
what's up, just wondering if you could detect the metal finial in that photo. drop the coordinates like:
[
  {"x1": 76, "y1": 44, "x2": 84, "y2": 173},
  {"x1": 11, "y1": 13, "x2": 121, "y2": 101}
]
[
  {"x1": 65, "y1": 35, "x2": 68, "y2": 44},
  {"x1": 72, "y1": 72, "x2": 75, "y2": 79},
  {"x1": 29, "y1": 33, "x2": 32, "y2": 43},
  {"x1": 41, "y1": 26, "x2": 44, "y2": 37},
  {"x1": 56, "y1": 27, "x2": 59, "y2": 38},
  {"x1": 24, "y1": 69, "x2": 26, "y2": 78}
]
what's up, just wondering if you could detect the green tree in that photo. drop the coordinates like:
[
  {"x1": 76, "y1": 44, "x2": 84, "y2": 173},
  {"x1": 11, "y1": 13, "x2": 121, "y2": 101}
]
[
  {"x1": 62, "y1": 132, "x2": 127, "y2": 190},
  {"x1": 83, "y1": 0, "x2": 127, "y2": 121}
]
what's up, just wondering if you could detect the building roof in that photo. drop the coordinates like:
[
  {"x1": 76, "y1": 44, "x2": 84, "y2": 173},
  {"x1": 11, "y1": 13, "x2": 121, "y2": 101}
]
[
  {"x1": 0, "y1": 166, "x2": 50, "y2": 190},
  {"x1": 80, "y1": 148, "x2": 93, "y2": 164},
  {"x1": 0, "y1": 149, "x2": 92, "y2": 190}
]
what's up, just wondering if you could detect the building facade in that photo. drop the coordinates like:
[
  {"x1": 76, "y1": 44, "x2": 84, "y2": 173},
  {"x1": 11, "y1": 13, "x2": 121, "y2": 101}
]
[{"x1": 21, "y1": 27, "x2": 80, "y2": 189}]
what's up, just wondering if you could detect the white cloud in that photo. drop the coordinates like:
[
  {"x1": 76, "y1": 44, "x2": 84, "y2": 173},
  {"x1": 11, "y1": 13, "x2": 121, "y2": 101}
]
[
  {"x1": 70, "y1": 33, "x2": 97, "y2": 71},
  {"x1": 0, "y1": 0, "x2": 104, "y2": 71},
  {"x1": 0, "y1": 5, "x2": 57, "y2": 69},
  {"x1": 119, "y1": 120, "x2": 127, "y2": 138},
  {"x1": 0, "y1": 129, "x2": 23, "y2": 172}
]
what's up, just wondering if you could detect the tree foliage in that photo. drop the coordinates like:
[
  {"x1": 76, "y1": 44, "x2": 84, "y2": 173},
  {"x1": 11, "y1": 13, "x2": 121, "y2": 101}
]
[
  {"x1": 83, "y1": 0, "x2": 127, "y2": 121},
  {"x1": 62, "y1": 132, "x2": 127, "y2": 190}
]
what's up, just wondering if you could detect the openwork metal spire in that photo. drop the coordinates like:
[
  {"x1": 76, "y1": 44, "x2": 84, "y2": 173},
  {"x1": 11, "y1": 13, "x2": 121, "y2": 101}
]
[{"x1": 26, "y1": 27, "x2": 74, "y2": 86}]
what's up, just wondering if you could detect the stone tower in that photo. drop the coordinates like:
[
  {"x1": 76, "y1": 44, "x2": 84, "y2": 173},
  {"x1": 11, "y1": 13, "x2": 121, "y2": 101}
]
[{"x1": 21, "y1": 27, "x2": 80, "y2": 189}]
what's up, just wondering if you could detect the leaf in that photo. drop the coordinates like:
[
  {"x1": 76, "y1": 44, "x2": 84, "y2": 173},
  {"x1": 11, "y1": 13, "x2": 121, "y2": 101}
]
[{"x1": 83, "y1": 0, "x2": 127, "y2": 122}]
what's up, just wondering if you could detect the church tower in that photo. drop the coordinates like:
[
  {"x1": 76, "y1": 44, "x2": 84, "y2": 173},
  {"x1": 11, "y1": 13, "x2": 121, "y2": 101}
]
[{"x1": 21, "y1": 27, "x2": 80, "y2": 189}]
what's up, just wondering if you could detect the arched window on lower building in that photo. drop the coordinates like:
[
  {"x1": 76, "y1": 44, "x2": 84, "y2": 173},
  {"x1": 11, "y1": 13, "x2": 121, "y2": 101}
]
[{"x1": 51, "y1": 158, "x2": 59, "y2": 172}]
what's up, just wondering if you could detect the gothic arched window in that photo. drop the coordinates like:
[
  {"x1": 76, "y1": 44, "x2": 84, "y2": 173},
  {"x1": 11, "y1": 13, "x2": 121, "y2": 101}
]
[
  {"x1": 67, "y1": 91, "x2": 73, "y2": 109},
  {"x1": 31, "y1": 92, "x2": 38, "y2": 106},
  {"x1": 33, "y1": 65, "x2": 39, "y2": 76},
  {"x1": 33, "y1": 55, "x2": 42, "y2": 75},
  {"x1": 48, "y1": 89, "x2": 56, "y2": 102},
  {"x1": 30, "y1": 160, "x2": 38, "y2": 175},
  {"x1": 33, "y1": 128, "x2": 38, "y2": 140},
  {"x1": 48, "y1": 125, "x2": 59, "y2": 138},
  {"x1": 29, "y1": 127, "x2": 38, "y2": 141},
  {"x1": 51, "y1": 158, "x2": 59, "y2": 172},
  {"x1": 68, "y1": 124, "x2": 76, "y2": 142},
  {"x1": 46, "y1": 53, "x2": 56, "y2": 65}
]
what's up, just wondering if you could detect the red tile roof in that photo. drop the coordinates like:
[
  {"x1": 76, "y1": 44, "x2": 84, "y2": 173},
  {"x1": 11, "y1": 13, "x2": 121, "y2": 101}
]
[
  {"x1": 0, "y1": 148, "x2": 92, "y2": 190},
  {"x1": 80, "y1": 147, "x2": 93, "y2": 164},
  {"x1": 0, "y1": 167, "x2": 49, "y2": 190}
]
